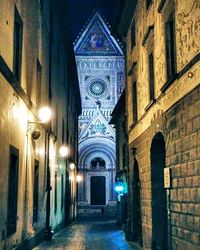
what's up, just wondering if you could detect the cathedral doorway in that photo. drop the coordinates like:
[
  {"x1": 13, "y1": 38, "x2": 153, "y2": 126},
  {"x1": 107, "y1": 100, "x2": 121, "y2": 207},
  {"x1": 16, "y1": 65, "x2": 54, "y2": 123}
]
[
  {"x1": 150, "y1": 132, "x2": 168, "y2": 250},
  {"x1": 90, "y1": 176, "x2": 106, "y2": 205}
]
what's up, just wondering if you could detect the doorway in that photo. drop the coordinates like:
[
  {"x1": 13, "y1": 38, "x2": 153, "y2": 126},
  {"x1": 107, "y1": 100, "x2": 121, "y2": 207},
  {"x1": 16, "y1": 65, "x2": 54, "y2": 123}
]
[
  {"x1": 132, "y1": 159, "x2": 143, "y2": 246},
  {"x1": 151, "y1": 132, "x2": 168, "y2": 250},
  {"x1": 65, "y1": 171, "x2": 71, "y2": 224},
  {"x1": 90, "y1": 176, "x2": 106, "y2": 205}
]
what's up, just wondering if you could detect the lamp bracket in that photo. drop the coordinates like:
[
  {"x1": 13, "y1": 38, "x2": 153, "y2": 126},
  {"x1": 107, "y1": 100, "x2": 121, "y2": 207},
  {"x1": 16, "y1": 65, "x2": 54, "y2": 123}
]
[{"x1": 27, "y1": 121, "x2": 44, "y2": 134}]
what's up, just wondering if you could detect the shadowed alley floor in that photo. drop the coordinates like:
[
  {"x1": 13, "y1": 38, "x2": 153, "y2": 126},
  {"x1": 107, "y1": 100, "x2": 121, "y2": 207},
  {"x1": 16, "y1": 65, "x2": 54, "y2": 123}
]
[{"x1": 33, "y1": 218, "x2": 134, "y2": 250}]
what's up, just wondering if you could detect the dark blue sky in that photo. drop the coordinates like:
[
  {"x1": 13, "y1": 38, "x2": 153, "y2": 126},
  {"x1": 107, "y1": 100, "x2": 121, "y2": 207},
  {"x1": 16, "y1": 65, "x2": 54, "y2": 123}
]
[{"x1": 67, "y1": 0, "x2": 119, "y2": 41}]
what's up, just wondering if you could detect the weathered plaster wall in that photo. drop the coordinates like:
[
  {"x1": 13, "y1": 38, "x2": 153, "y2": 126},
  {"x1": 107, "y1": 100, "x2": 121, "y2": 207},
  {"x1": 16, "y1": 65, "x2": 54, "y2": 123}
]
[{"x1": 126, "y1": 0, "x2": 200, "y2": 138}]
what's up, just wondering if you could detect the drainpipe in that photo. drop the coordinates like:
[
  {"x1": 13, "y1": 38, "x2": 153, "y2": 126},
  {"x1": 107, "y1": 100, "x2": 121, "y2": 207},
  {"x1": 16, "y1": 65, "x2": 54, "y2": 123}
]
[
  {"x1": 22, "y1": 132, "x2": 29, "y2": 239},
  {"x1": 45, "y1": 128, "x2": 52, "y2": 240},
  {"x1": 45, "y1": 0, "x2": 53, "y2": 241},
  {"x1": 167, "y1": 189, "x2": 172, "y2": 250}
]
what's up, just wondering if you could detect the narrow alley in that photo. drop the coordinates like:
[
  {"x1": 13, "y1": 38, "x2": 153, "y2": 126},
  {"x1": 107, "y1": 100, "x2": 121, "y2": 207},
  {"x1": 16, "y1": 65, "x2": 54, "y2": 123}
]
[
  {"x1": 33, "y1": 218, "x2": 133, "y2": 250},
  {"x1": 0, "y1": 0, "x2": 200, "y2": 250}
]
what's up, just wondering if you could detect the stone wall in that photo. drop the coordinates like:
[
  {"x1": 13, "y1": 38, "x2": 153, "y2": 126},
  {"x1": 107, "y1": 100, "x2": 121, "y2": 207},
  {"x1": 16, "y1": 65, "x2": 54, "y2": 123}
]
[
  {"x1": 128, "y1": 85, "x2": 200, "y2": 250},
  {"x1": 166, "y1": 86, "x2": 200, "y2": 250},
  {"x1": 114, "y1": 0, "x2": 200, "y2": 248}
]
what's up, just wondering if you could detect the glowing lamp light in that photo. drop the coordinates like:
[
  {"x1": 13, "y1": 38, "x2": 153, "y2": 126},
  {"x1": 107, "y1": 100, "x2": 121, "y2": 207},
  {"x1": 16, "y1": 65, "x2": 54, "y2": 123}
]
[
  {"x1": 76, "y1": 174, "x2": 82, "y2": 182},
  {"x1": 38, "y1": 107, "x2": 52, "y2": 123},
  {"x1": 59, "y1": 145, "x2": 69, "y2": 157},
  {"x1": 69, "y1": 163, "x2": 75, "y2": 170},
  {"x1": 115, "y1": 183, "x2": 124, "y2": 193}
]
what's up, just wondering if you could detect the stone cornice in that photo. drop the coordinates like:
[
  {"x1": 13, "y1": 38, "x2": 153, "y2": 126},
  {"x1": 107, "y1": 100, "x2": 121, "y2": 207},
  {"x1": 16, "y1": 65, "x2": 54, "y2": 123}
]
[
  {"x1": 142, "y1": 25, "x2": 154, "y2": 46},
  {"x1": 0, "y1": 54, "x2": 34, "y2": 111},
  {"x1": 117, "y1": 0, "x2": 138, "y2": 37}
]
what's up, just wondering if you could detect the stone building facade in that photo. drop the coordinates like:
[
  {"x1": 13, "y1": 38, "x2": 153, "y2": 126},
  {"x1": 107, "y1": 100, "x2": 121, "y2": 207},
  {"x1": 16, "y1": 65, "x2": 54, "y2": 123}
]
[
  {"x1": 110, "y1": 90, "x2": 129, "y2": 225},
  {"x1": 116, "y1": 0, "x2": 200, "y2": 249},
  {"x1": 74, "y1": 12, "x2": 125, "y2": 216},
  {"x1": 0, "y1": 0, "x2": 81, "y2": 249}
]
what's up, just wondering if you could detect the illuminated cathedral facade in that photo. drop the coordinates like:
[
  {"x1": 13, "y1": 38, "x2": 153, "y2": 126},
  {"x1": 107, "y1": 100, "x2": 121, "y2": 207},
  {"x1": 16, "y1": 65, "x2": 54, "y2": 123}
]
[{"x1": 74, "y1": 12, "x2": 124, "y2": 214}]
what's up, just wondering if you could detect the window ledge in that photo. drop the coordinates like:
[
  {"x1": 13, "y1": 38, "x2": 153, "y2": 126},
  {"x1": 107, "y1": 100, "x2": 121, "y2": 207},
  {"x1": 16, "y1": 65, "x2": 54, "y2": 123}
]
[
  {"x1": 128, "y1": 61, "x2": 137, "y2": 76},
  {"x1": 160, "y1": 73, "x2": 178, "y2": 92},
  {"x1": 144, "y1": 98, "x2": 156, "y2": 112},
  {"x1": 146, "y1": 1, "x2": 153, "y2": 12},
  {"x1": 142, "y1": 25, "x2": 154, "y2": 46},
  {"x1": 157, "y1": 0, "x2": 167, "y2": 13},
  {"x1": 129, "y1": 121, "x2": 137, "y2": 131}
]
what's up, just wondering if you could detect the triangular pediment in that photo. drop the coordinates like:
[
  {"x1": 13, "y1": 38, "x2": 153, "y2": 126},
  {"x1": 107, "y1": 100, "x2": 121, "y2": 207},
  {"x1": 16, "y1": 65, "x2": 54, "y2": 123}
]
[
  {"x1": 79, "y1": 109, "x2": 115, "y2": 142},
  {"x1": 74, "y1": 12, "x2": 123, "y2": 56}
]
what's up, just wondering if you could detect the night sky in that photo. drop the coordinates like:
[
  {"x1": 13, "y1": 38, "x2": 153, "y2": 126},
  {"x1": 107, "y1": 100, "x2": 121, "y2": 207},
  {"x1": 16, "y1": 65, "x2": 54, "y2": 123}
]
[{"x1": 67, "y1": 0, "x2": 119, "y2": 42}]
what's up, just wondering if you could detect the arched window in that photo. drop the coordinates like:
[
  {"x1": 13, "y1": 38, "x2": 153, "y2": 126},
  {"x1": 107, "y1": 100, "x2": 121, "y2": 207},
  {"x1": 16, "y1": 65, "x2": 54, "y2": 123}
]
[{"x1": 90, "y1": 157, "x2": 106, "y2": 169}]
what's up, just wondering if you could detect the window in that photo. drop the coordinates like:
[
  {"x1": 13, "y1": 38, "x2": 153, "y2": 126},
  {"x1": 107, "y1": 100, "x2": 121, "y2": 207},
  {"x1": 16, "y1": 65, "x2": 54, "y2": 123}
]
[
  {"x1": 62, "y1": 119, "x2": 65, "y2": 144},
  {"x1": 7, "y1": 146, "x2": 19, "y2": 236},
  {"x1": 146, "y1": 0, "x2": 153, "y2": 9},
  {"x1": 165, "y1": 11, "x2": 176, "y2": 80},
  {"x1": 131, "y1": 21, "x2": 136, "y2": 49},
  {"x1": 55, "y1": 104, "x2": 58, "y2": 136},
  {"x1": 13, "y1": 6, "x2": 23, "y2": 82},
  {"x1": 90, "y1": 157, "x2": 106, "y2": 169},
  {"x1": 132, "y1": 81, "x2": 138, "y2": 123},
  {"x1": 54, "y1": 172, "x2": 57, "y2": 214},
  {"x1": 36, "y1": 59, "x2": 42, "y2": 107},
  {"x1": 87, "y1": 79, "x2": 107, "y2": 98},
  {"x1": 148, "y1": 53, "x2": 155, "y2": 101},
  {"x1": 39, "y1": 0, "x2": 43, "y2": 12},
  {"x1": 61, "y1": 174, "x2": 64, "y2": 211},
  {"x1": 33, "y1": 161, "x2": 39, "y2": 223},
  {"x1": 122, "y1": 143, "x2": 127, "y2": 170}
]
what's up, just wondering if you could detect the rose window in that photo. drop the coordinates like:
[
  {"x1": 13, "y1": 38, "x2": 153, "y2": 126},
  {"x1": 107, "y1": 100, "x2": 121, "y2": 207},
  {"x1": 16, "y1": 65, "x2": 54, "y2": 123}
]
[{"x1": 87, "y1": 79, "x2": 107, "y2": 98}]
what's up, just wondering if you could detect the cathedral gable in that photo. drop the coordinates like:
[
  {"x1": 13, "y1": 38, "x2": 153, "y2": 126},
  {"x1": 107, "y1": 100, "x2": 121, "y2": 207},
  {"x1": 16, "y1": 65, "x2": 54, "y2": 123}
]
[{"x1": 74, "y1": 12, "x2": 123, "y2": 56}]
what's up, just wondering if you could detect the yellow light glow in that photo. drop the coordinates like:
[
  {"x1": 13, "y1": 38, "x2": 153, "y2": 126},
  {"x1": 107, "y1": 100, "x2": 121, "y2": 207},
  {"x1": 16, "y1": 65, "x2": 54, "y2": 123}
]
[
  {"x1": 38, "y1": 106, "x2": 51, "y2": 123},
  {"x1": 76, "y1": 174, "x2": 82, "y2": 182},
  {"x1": 59, "y1": 145, "x2": 70, "y2": 157},
  {"x1": 69, "y1": 163, "x2": 75, "y2": 170},
  {"x1": 18, "y1": 102, "x2": 28, "y2": 131},
  {"x1": 36, "y1": 148, "x2": 45, "y2": 156},
  {"x1": 49, "y1": 142, "x2": 56, "y2": 160},
  {"x1": 69, "y1": 175, "x2": 74, "y2": 181}
]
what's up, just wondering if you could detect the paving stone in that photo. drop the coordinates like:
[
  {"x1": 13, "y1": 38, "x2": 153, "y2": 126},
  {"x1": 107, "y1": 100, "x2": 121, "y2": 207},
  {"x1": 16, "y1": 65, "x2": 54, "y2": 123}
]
[{"x1": 33, "y1": 218, "x2": 134, "y2": 250}]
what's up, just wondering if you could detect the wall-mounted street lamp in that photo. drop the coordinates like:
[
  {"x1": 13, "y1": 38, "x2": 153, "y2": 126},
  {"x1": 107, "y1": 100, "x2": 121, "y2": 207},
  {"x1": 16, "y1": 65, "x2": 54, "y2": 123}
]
[
  {"x1": 69, "y1": 162, "x2": 75, "y2": 170},
  {"x1": 58, "y1": 145, "x2": 70, "y2": 158},
  {"x1": 38, "y1": 106, "x2": 52, "y2": 123},
  {"x1": 115, "y1": 179, "x2": 127, "y2": 202},
  {"x1": 27, "y1": 106, "x2": 52, "y2": 140},
  {"x1": 76, "y1": 174, "x2": 82, "y2": 182},
  {"x1": 115, "y1": 182, "x2": 124, "y2": 193}
]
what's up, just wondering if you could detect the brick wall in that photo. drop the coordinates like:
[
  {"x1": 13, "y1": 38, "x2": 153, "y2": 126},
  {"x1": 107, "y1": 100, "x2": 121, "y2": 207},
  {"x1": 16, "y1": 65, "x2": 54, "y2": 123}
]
[
  {"x1": 129, "y1": 128, "x2": 152, "y2": 249},
  {"x1": 166, "y1": 85, "x2": 200, "y2": 250},
  {"x1": 128, "y1": 86, "x2": 200, "y2": 250}
]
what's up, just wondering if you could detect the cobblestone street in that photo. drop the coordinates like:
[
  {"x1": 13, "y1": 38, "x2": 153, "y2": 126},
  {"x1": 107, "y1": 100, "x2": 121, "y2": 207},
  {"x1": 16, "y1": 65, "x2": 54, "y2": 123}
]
[{"x1": 33, "y1": 218, "x2": 134, "y2": 250}]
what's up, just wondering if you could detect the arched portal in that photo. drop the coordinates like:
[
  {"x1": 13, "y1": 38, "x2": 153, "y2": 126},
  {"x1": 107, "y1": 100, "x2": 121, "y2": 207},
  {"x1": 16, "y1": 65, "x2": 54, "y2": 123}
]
[
  {"x1": 78, "y1": 138, "x2": 116, "y2": 206},
  {"x1": 90, "y1": 157, "x2": 106, "y2": 169},
  {"x1": 132, "y1": 159, "x2": 143, "y2": 246},
  {"x1": 151, "y1": 132, "x2": 168, "y2": 250}
]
